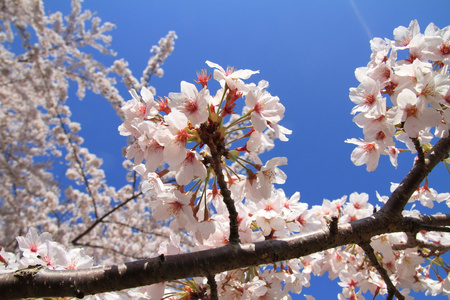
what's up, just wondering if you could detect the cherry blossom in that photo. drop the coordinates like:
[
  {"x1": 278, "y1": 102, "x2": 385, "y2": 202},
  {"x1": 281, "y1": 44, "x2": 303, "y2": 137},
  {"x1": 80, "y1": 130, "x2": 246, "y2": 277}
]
[
  {"x1": 168, "y1": 81, "x2": 210, "y2": 126},
  {"x1": 151, "y1": 190, "x2": 197, "y2": 230},
  {"x1": 174, "y1": 151, "x2": 208, "y2": 186},
  {"x1": 205, "y1": 60, "x2": 259, "y2": 91},
  {"x1": 16, "y1": 228, "x2": 52, "y2": 258},
  {"x1": 256, "y1": 157, "x2": 288, "y2": 199},
  {"x1": 245, "y1": 80, "x2": 286, "y2": 132},
  {"x1": 349, "y1": 77, "x2": 386, "y2": 118},
  {"x1": 349, "y1": 19, "x2": 450, "y2": 172},
  {"x1": 393, "y1": 20, "x2": 420, "y2": 49},
  {"x1": 155, "y1": 109, "x2": 192, "y2": 167},
  {"x1": 389, "y1": 89, "x2": 441, "y2": 138},
  {"x1": 2, "y1": 10, "x2": 450, "y2": 300},
  {"x1": 345, "y1": 138, "x2": 382, "y2": 171}
]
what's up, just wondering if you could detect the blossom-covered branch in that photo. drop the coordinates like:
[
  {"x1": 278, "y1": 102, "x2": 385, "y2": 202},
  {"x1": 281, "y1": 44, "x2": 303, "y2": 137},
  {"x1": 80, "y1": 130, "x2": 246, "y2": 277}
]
[
  {"x1": 1, "y1": 211, "x2": 449, "y2": 299},
  {"x1": 0, "y1": 0, "x2": 180, "y2": 262},
  {"x1": 2, "y1": 5, "x2": 450, "y2": 299}
]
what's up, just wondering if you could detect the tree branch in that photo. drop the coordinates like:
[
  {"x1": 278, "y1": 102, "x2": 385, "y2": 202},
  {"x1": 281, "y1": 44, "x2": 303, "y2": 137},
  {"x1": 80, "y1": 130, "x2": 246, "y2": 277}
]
[
  {"x1": 411, "y1": 137, "x2": 425, "y2": 164},
  {"x1": 207, "y1": 274, "x2": 218, "y2": 300},
  {"x1": 200, "y1": 123, "x2": 240, "y2": 244},
  {"x1": 378, "y1": 135, "x2": 450, "y2": 218},
  {"x1": 2, "y1": 214, "x2": 448, "y2": 299},
  {"x1": 71, "y1": 192, "x2": 142, "y2": 245},
  {"x1": 359, "y1": 242, "x2": 404, "y2": 300},
  {"x1": 2, "y1": 133, "x2": 449, "y2": 299}
]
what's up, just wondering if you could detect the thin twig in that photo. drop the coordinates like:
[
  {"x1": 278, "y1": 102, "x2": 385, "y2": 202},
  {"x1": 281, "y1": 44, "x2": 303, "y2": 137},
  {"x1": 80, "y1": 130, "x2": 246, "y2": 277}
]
[
  {"x1": 200, "y1": 123, "x2": 240, "y2": 244},
  {"x1": 379, "y1": 136, "x2": 450, "y2": 217},
  {"x1": 72, "y1": 192, "x2": 142, "y2": 244},
  {"x1": 411, "y1": 137, "x2": 425, "y2": 164},
  {"x1": 207, "y1": 274, "x2": 218, "y2": 300},
  {"x1": 418, "y1": 224, "x2": 450, "y2": 233},
  {"x1": 359, "y1": 242, "x2": 404, "y2": 300}
]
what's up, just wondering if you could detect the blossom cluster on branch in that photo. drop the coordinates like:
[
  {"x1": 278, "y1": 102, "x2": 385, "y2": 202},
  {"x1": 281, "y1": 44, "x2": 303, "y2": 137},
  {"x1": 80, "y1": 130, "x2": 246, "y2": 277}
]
[
  {"x1": 1, "y1": 5, "x2": 450, "y2": 299},
  {"x1": 0, "y1": 0, "x2": 181, "y2": 263},
  {"x1": 346, "y1": 20, "x2": 450, "y2": 172}
]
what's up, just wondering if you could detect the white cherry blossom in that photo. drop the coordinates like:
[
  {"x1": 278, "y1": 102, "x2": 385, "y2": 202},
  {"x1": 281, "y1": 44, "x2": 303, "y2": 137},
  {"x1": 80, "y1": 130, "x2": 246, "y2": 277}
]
[{"x1": 168, "y1": 81, "x2": 210, "y2": 126}]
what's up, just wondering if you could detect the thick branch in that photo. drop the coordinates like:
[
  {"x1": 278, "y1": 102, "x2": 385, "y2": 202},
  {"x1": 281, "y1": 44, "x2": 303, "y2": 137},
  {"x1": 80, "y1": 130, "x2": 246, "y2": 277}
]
[
  {"x1": 378, "y1": 136, "x2": 450, "y2": 217},
  {"x1": 2, "y1": 214, "x2": 449, "y2": 299}
]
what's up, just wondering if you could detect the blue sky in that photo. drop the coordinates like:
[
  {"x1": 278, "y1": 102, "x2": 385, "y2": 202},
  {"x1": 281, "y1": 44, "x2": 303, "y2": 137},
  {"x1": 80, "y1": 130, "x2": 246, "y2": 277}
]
[{"x1": 43, "y1": 1, "x2": 450, "y2": 298}]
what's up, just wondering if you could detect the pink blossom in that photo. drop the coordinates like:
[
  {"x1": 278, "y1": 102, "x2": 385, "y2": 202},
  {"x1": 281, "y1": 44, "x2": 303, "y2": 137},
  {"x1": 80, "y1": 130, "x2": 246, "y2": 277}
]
[
  {"x1": 16, "y1": 228, "x2": 52, "y2": 258},
  {"x1": 256, "y1": 157, "x2": 287, "y2": 199},
  {"x1": 205, "y1": 60, "x2": 259, "y2": 91},
  {"x1": 139, "y1": 170, "x2": 166, "y2": 196},
  {"x1": 168, "y1": 81, "x2": 210, "y2": 126},
  {"x1": 349, "y1": 77, "x2": 386, "y2": 118},
  {"x1": 393, "y1": 20, "x2": 420, "y2": 49},
  {"x1": 118, "y1": 87, "x2": 159, "y2": 136},
  {"x1": 345, "y1": 138, "x2": 382, "y2": 172},
  {"x1": 415, "y1": 68, "x2": 449, "y2": 109},
  {"x1": 174, "y1": 151, "x2": 207, "y2": 186},
  {"x1": 155, "y1": 109, "x2": 191, "y2": 167},
  {"x1": 387, "y1": 88, "x2": 441, "y2": 138},
  {"x1": 151, "y1": 191, "x2": 196, "y2": 230},
  {"x1": 245, "y1": 81, "x2": 286, "y2": 132}
]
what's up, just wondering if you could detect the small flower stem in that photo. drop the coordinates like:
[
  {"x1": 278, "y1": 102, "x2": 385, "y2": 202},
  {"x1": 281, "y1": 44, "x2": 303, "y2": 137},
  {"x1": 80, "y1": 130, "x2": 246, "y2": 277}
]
[
  {"x1": 236, "y1": 156, "x2": 260, "y2": 170},
  {"x1": 217, "y1": 85, "x2": 228, "y2": 116},
  {"x1": 359, "y1": 242, "x2": 404, "y2": 300},
  {"x1": 444, "y1": 160, "x2": 450, "y2": 175},
  {"x1": 225, "y1": 113, "x2": 251, "y2": 131},
  {"x1": 224, "y1": 164, "x2": 243, "y2": 181},
  {"x1": 224, "y1": 126, "x2": 253, "y2": 141},
  {"x1": 185, "y1": 179, "x2": 202, "y2": 194}
]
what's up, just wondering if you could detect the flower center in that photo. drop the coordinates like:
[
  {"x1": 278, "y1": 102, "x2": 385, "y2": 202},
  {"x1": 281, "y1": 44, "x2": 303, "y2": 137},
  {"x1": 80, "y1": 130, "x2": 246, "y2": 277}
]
[
  {"x1": 406, "y1": 105, "x2": 419, "y2": 118},
  {"x1": 364, "y1": 94, "x2": 376, "y2": 105},
  {"x1": 176, "y1": 129, "x2": 191, "y2": 144},
  {"x1": 139, "y1": 104, "x2": 147, "y2": 116},
  {"x1": 169, "y1": 201, "x2": 183, "y2": 216},
  {"x1": 440, "y1": 43, "x2": 450, "y2": 55},
  {"x1": 375, "y1": 131, "x2": 386, "y2": 141},
  {"x1": 262, "y1": 169, "x2": 275, "y2": 183},
  {"x1": 363, "y1": 143, "x2": 376, "y2": 153},
  {"x1": 264, "y1": 203, "x2": 274, "y2": 212},
  {"x1": 184, "y1": 99, "x2": 199, "y2": 114}
]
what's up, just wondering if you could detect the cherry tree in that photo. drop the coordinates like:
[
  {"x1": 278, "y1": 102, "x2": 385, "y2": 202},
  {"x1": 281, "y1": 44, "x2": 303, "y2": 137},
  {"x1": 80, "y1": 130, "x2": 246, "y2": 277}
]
[
  {"x1": 0, "y1": 0, "x2": 182, "y2": 263},
  {"x1": 1, "y1": 1, "x2": 450, "y2": 299}
]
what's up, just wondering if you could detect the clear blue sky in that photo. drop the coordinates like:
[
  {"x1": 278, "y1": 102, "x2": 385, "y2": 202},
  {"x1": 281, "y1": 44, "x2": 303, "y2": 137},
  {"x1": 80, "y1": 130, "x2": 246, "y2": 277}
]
[{"x1": 43, "y1": 1, "x2": 450, "y2": 298}]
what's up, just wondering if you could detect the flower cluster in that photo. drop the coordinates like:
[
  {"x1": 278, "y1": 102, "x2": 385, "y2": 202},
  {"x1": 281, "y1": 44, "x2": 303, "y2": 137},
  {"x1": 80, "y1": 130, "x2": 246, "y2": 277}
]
[
  {"x1": 114, "y1": 57, "x2": 450, "y2": 299},
  {"x1": 0, "y1": 228, "x2": 93, "y2": 273},
  {"x1": 118, "y1": 61, "x2": 292, "y2": 237},
  {"x1": 0, "y1": 228, "x2": 181, "y2": 299},
  {"x1": 346, "y1": 20, "x2": 450, "y2": 171},
  {"x1": 3, "y1": 15, "x2": 450, "y2": 299},
  {"x1": 0, "y1": 0, "x2": 183, "y2": 263}
]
